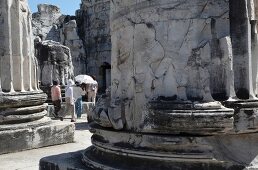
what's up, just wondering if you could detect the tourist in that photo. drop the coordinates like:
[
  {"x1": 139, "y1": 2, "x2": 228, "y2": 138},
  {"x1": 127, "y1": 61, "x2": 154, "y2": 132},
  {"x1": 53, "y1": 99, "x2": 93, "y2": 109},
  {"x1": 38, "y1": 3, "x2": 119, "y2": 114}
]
[
  {"x1": 51, "y1": 80, "x2": 62, "y2": 118},
  {"x1": 88, "y1": 75, "x2": 98, "y2": 104},
  {"x1": 61, "y1": 79, "x2": 76, "y2": 122},
  {"x1": 73, "y1": 81, "x2": 86, "y2": 118}
]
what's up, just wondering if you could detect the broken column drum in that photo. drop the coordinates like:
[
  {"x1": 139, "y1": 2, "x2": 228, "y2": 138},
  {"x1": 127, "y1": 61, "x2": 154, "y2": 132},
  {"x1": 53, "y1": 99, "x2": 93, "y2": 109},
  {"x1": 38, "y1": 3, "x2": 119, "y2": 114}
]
[
  {"x1": 0, "y1": 0, "x2": 74, "y2": 154},
  {"x1": 83, "y1": 0, "x2": 258, "y2": 169},
  {"x1": 34, "y1": 40, "x2": 74, "y2": 86}
]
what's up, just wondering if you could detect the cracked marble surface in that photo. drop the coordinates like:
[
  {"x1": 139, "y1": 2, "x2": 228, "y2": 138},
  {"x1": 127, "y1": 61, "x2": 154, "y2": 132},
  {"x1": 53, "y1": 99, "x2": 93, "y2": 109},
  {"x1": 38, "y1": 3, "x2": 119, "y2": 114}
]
[{"x1": 90, "y1": 0, "x2": 232, "y2": 130}]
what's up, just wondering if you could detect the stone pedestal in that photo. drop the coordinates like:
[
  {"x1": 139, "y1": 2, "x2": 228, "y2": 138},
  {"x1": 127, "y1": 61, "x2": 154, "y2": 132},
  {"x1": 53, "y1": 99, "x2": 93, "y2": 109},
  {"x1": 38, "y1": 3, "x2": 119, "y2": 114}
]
[
  {"x1": 0, "y1": 117, "x2": 74, "y2": 154},
  {"x1": 0, "y1": 0, "x2": 74, "y2": 154},
  {"x1": 82, "y1": 126, "x2": 258, "y2": 170},
  {"x1": 223, "y1": 99, "x2": 258, "y2": 133}
]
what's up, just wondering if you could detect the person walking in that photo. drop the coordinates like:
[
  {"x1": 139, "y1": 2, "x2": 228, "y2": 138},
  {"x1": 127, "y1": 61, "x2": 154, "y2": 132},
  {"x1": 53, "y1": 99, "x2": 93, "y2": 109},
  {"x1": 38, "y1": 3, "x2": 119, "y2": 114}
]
[
  {"x1": 61, "y1": 79, "x2": 76, "y2": 122},
  {"x1": 73, "y1": 81, "x2": 86, "y2": 118},
  {"x1": 51, "y1": 80, "x2": 62, "y2": 117}
]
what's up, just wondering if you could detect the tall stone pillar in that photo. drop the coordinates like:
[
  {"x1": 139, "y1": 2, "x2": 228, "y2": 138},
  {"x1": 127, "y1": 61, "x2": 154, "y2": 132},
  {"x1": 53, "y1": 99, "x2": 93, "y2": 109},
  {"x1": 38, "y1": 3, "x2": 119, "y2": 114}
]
[
  {"x1": 76, "y1": 0, "x2": 111, "y2": 92},
  {"x1": 230, "y1": 0, "x2": 256, "y2": 99},
  {"x1": 79, "y1": 0, "x2": 258, "y2": 169},
  {"x1": 0, "y1": 0, "x2": 74, "y2": 154},
  {"x1": 222, "y1": 0, "x2": 258, "y2": 135}
]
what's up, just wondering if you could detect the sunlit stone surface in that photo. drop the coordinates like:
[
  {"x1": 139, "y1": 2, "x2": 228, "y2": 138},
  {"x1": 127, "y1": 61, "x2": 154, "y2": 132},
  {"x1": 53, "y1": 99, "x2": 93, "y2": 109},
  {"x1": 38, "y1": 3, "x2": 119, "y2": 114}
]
[
  {"x1": 0, "y1": 0, "x2": 74, "y2": 155},
  {"x1": 81, "y1": 0, "x2": 258, "y2": 169},
  {"x1": 32, "y1": 4, "x2": 86, "y2": 79},
  {"x1": 34, "y1": 40, "x2": 74, "y2": 86}
]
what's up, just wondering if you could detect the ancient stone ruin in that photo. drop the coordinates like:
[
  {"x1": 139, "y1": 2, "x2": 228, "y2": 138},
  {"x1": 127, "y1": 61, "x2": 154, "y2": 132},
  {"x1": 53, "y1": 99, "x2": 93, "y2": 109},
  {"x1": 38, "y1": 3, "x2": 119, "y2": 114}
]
[
  {"x1": 61, "y1": 20, "x2": 86, "y2": 76},
  {"x1": 32, "y1": 4, "x2": 86, "y2": 82},
  {"x1": 80, "y1": 0, "x2": 258, "y2": 169},
  {"x1": 0, "y1": 0, "x2": 74, "y2": 154},
  {"x1": 34, "y1": 40, "x2": 74, "y2": 86},
  {"x1": 32, "y1": 1, "x2": 112, "y2": 92},
  {"x1": 32, "y1": 4, "x2": 64, "y2": 42},
  {"x1": 76, "y1": 0, "x2": 111, "y2": 91}
]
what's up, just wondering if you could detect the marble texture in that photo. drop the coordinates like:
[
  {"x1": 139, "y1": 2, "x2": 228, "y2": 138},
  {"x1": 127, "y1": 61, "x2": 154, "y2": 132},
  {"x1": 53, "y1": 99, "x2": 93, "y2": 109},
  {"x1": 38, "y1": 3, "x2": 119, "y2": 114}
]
[
  {"x1": 84, "y1": 0, "x2": 258, "y2": 169},
  {"x1": 0, "y1": 0, "x2": 74, "y2": 154},
  {"x1": 92, "y1": 0, "x2": 233, "y2": 131},
  {"x1": 34, "y1": 40, "x2": 74, "y2": 86},
  {"x1": 61, "y1": 20, "x2": 86, "y2": 76},
  {"x1": 32, "y1": 4, "x2": 86, "y2": 80},
  {"x1": 32, "y1": 4, "x2": 63, "y2": 42}
]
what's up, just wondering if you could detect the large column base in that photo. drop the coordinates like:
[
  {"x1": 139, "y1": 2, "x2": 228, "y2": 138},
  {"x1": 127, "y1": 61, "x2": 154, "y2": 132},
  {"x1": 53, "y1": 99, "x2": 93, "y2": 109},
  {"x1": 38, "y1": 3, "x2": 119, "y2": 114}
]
[
  {"x1": 223, "y1": 99, "x2": 258, "y2": 133},
  {"x1": 82, "y1": 146, "x2": 239, "y2": 170},
  {"x1": 0, "y1": 117, "x2": 75, "y2": 154},
  {"x1": 143, "y1": 101, "x2": 234, "y2": 135},
  {"x1": 80, "y1": 125, "x2": 258, "y2": 170}
]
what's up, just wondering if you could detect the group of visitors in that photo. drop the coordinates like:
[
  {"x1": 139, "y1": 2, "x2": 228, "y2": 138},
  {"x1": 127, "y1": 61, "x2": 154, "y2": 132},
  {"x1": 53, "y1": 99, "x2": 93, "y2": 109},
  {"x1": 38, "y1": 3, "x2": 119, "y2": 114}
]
[{"x1": 51, "y1": 76, "x2": 98, "y2": 122}]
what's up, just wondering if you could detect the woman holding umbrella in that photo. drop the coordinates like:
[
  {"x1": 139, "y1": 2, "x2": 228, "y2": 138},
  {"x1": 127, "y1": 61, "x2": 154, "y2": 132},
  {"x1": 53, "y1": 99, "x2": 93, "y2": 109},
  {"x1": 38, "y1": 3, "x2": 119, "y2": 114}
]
[{"x1": 75, "y1": 74, "x2": 98, "y2": 104}]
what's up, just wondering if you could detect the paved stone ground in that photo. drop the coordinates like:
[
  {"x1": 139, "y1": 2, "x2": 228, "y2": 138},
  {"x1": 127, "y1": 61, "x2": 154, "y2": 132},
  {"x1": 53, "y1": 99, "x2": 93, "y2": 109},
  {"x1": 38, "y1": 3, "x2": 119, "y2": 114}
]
[{"x1": 0, "y1": 115, "x2": 92, "y2": 170}]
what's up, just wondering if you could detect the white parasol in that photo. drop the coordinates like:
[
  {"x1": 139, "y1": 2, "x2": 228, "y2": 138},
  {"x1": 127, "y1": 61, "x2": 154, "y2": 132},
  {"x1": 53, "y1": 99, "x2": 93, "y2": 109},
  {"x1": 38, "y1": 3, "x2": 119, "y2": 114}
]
[{"x1": 75, "y1": 75, "x2": 97, "y2": 84}]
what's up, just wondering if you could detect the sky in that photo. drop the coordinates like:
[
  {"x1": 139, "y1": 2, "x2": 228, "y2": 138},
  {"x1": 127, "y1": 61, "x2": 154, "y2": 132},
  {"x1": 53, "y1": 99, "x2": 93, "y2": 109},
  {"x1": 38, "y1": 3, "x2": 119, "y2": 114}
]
[{"x1": 28, "y1": 0, "x2": 81, "y2": 15}]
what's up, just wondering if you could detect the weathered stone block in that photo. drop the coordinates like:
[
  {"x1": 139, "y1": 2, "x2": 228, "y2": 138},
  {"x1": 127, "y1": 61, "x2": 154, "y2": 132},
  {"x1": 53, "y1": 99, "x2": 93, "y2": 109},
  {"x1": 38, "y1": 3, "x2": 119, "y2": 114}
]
[{"x1": 0, "y1": 119, "x2": 74, "y2": 154}]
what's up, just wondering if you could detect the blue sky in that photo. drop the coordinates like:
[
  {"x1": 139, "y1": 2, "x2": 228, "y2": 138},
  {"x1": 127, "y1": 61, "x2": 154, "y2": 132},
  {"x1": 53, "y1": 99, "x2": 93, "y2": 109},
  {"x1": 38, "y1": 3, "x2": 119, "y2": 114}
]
[{"x1": 29, "y1": 0, "x2": 81, "y2": 15}]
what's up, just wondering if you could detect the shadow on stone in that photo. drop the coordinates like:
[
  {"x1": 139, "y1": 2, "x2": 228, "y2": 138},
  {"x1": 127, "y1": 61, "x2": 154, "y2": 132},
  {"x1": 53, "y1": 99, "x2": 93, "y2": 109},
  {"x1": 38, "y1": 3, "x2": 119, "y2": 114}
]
[
  {"x1": 75, "y1": 122, "x2": 90, "y2": 131},
  {"x1": 39, "y1": 150, "x2": 92, "y2": 170}
]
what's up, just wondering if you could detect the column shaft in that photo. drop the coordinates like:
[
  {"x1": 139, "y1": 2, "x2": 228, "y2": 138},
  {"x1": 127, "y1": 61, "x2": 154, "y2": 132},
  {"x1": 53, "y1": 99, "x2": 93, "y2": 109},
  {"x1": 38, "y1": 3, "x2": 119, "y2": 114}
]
[{"x1": 230, "y1": 0, "x2": 255, "y2": 99}]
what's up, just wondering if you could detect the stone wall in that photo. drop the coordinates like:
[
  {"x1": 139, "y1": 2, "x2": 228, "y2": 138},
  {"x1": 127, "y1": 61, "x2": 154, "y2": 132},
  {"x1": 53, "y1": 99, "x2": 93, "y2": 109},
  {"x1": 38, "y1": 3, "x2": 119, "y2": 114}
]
[{"x1": 77, "y1": 0, "x2": 111, "y2": 92}]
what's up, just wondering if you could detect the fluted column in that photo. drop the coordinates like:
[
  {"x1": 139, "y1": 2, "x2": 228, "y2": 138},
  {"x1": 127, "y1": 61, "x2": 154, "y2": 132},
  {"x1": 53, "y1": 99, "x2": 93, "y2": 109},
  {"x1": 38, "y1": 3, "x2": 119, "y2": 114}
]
[
  {"x1": 0, "y1": 0, "x2": 39, "y2": 93},
  {"x1": 0, "y1": 0, "x2": 75, "y2": 155},
  {"x1": 230, "y1": 0, "x2": 256, "y2": 99},
  {"x1": 11, "y1": 0, "x2": 24, "y2": 92},
  {"x1": 0, "y1": 0, "x2": 14, "y2": 93},
  {"x1": 0, "y1": 0, "x2": 47, "y2": 124}
]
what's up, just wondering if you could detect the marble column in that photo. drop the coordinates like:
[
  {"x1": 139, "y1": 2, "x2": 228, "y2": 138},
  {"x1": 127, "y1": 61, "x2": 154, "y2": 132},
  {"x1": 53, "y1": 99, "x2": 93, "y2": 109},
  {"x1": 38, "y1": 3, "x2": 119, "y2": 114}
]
[
  {"x1": 79, "y1": 0, "x2": 258, "y2": 169},
  {"x1": 230, "y1": 0, "x2": 256, "y2": 99},
  {"x1": 0, "y1": 0, "x2": 46, "y2": 121},
  {"x1": 219, "y1": 0, "x2": 258, "y2": 135},
  {"x1": 0, "y1": 0, "x2": 74, "y2": 155},
  {"x1": 93, "y1": 0, "x2": 234, "y2": 133}
]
